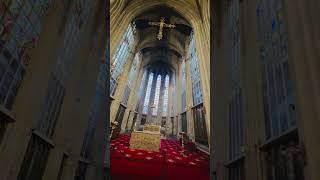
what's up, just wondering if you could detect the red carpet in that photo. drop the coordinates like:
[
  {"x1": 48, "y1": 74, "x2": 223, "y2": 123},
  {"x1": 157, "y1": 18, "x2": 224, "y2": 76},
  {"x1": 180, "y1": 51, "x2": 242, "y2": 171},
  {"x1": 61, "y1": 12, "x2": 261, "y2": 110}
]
[{"x1": 110, "y1": 134, "x2": 210, "y2": 180}]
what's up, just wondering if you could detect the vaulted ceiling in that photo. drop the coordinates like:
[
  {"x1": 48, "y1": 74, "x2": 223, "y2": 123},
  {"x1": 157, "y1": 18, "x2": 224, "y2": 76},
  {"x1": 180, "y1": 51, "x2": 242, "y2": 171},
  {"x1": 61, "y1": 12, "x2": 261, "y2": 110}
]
[{"x1": 133, "y1": 5, "x2": 193, "y2": 72}]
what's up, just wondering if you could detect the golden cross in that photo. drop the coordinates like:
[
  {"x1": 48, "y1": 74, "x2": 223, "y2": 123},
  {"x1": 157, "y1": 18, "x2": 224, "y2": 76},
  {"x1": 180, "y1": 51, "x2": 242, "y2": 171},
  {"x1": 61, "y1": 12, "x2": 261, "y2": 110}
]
[{"x1": 148, "y1": 17, "x2": 175, "y2": 40}]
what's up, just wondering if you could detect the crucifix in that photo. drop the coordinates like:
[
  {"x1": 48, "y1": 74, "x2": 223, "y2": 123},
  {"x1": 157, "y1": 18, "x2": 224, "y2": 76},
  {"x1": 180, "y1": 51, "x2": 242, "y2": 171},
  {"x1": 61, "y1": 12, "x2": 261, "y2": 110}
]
[{"x1": 148, "y1": 17, "x2": 175, "y2": 40}]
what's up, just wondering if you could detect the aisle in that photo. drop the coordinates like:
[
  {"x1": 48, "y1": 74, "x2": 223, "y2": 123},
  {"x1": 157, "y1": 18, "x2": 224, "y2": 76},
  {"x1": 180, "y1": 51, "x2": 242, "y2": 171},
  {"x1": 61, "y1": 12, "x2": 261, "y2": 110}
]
[{"x1": 110, "y1": 134, "x2": 210, "y2": 180}]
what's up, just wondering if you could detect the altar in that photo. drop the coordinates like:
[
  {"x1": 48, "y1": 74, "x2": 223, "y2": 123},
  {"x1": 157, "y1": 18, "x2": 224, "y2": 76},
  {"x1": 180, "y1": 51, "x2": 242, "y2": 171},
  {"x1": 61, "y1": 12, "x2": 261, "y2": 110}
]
[{"x1": 129, "y1": 124, "x2": 161, "y2": 152}]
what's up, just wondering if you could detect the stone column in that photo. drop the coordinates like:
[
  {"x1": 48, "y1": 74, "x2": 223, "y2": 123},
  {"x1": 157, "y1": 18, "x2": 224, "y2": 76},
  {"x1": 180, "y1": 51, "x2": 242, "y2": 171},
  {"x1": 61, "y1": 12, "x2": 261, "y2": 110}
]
[
  {"x1": 240, "y1": 0, "x2": 265, "y2": 180},
  {"x1": 157, "y1": 72, "x2": 166, "y2": 125},
  {"x1": 135, "y1": 69, "x2": 150, "y2": 130},
  {"x1": 166, "y1": 72, "x2": 174, "y2": 135},
  {"x1": 184, "y1": 57, "x2": 196, "y2": 141},
  {"x1": 175, "y1": 64, "x2": 182, "y2": 136},
  {"x1": 172, "y1": 73, "x2": 178, "y2": 136},
  {"x1": 147, "y1": 71, "x2": 157, "y2": 124},
  {"x1": 122, "y1": 110, "x2": 131, "y2": 132},
  {"x1": 124, "y1": 61, "x2": 145, "y2": 131}
]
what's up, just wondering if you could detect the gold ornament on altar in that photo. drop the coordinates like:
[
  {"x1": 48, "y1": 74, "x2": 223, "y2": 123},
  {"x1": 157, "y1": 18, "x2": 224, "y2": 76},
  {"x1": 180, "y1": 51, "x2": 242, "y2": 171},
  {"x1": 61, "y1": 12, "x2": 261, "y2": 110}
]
[
  {"x1": 148, "y1": 17, "x2": 176, "y2": 40},
  {"x1": 130, "y1": 131, "x2": 161, "y2": 152}
]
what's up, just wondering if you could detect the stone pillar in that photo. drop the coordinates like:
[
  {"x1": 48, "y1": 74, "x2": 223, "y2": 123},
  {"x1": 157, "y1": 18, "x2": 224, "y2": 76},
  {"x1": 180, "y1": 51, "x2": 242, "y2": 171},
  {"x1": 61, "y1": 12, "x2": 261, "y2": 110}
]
[
  {"x1": 124, "y1": 61, "x2": 145, "y2": 131},
  {"x1": 147, "y1": 71, "x2": 157, "y2": 124},
  {"x1": 170, "y1": 71, "x2": 176, "y2": 117},
  {"x1": 122, "y1": 110, "x2": 131, "y2": 132},
  {"x1": 166, "y1": 72, "x2": 174, "y2": 135},
  {"x1": 240, "y1": 0, "x2": 265, "y2": 180},
  {"x1": 157, "y1": 72, "x2": 166, "y2": 124},
  {"x1": 184, "y1": 57, "x2": 196, "y2": 142},
  {"x1": 135, "y1": 69, "x2": 150, "y2": 130},
  {"x1": 175, "y1": 64, "x2": 182, "y2": 136}
]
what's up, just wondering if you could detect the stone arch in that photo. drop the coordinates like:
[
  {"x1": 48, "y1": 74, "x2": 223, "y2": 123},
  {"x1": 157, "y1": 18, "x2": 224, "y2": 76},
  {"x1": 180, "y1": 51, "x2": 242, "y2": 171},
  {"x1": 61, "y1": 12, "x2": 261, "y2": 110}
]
[{"x1": 110, "y1": 0, "x2": 202, "y2": 56}]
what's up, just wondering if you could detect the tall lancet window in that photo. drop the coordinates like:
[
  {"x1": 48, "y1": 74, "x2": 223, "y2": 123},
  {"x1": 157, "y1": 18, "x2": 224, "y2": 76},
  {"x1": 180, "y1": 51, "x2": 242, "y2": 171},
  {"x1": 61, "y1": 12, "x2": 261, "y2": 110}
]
[
  {"x1": 37, "y1": 0, "x2": 93, "y2": 137},
  {"x1": 15, "y1": 0, "x2": 94, "y2": 179},
  {"x1": 110, "y1": 23, "x2": 135, "y2": 96},
  {"x1": 257, "y1": 0, "x2": 296, "y2": 140},
  {"x1": 162, "y1": 75, "x2": 170, "y2": 116},
  {"x1": 152, "y1": 75, "x2": 162, "y2": 116},
  {"x1": 0, "y1": 0, "x2": 52, "y2": 111},
  {"x1": 142, "y1": 73, "x2": 154, "y2": 114},
  {"x1": 257, "y1": 0, "x2": 303, "y2": 180},
  {"x1": 188, "y1": 32, "x2": 208, "y2": 146},
  {"x1": 188, "y1": 33, "x2": 203, "y2": 105},
  {"x1": 121, "y1": 53, "x2": 140, "y2": 105}
]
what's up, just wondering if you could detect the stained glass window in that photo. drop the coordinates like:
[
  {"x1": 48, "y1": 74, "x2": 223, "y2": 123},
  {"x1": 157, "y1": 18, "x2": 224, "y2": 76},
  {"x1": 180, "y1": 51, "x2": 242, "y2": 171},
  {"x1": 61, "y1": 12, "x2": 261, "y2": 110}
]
[
  {"x1": 110, "y1": 23, "x2": 135, "y2": 96},
  {"x1": 188, "y1": 32, "x2": 203, "y2": 105},
  {"x1": 127, "y1": 53, "x2": 139, "y2": 88},
  {"x1": 152, "y1": 75, "x2": 161, "y2": 115},
  {"x1": 162, "y1": 75, "x2": 169, "y2": 116},
  {"x1": 121, "y1": 53, "x2": 140, "y2": 105},
  {"x1": 257, "y1": 0, "x2": 296, "y2": 140},
  {"x1": 37, "y1": 0, "x2": 93, "y2": 137},
  {"x1": 2, "y1": 2, "x2": 53, "y2": 169},
  {"x1": 188, "y1": 33, "x2": 208, "y2": 146},
  {"x1": 142, "y1": 73, "x2": 153, "y2": 114},
  {"x1": 0, "y1": 0, "x2": 51, "y2": 110}
]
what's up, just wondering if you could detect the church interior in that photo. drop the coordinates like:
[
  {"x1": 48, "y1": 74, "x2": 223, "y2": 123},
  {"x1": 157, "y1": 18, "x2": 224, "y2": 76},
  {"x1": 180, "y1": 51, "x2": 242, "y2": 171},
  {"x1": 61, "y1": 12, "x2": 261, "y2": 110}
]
[
  {"x1": 109, "y1": 2, "x2": 210, "y2": 180},
  {"x1": 0, "y1": 0, "x2": 319, "y2": 180}
]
